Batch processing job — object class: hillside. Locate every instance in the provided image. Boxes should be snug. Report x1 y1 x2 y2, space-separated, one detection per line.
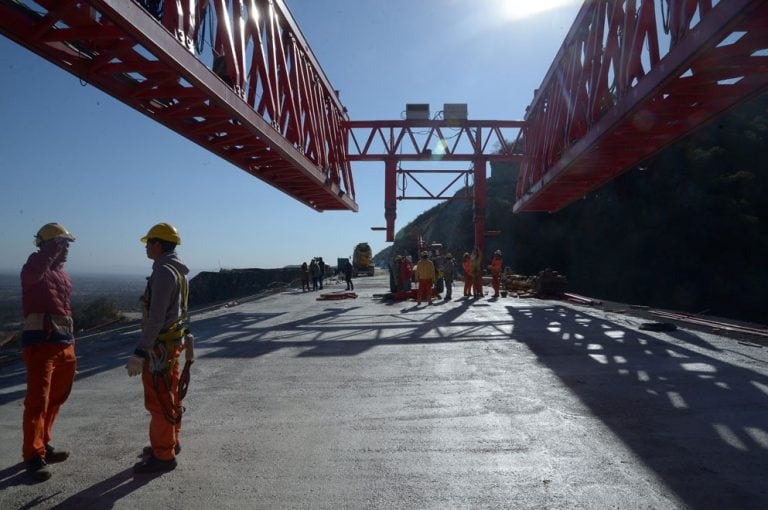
189 267 301 306
375 94 768 324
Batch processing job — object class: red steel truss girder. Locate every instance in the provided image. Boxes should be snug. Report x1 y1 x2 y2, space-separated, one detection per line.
515 0 768 213
345 120 526 162
0 0 357 212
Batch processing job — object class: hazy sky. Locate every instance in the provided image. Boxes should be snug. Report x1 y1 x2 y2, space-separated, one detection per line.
0 0 582 276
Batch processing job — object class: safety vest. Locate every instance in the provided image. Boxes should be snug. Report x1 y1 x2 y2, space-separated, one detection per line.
142 263 189 370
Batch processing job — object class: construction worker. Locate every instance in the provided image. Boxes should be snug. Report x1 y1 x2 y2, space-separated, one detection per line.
317 257 326 289
343 258 354 291
489 250 503 298
126 222 190 474
300 262 310 292
470 246 484 297
20 223 77 481
462 252 472 297
400 255 413 291
391 255 402 292
415 251 436 305
443 253 455 300
309 258 320 291
489 250 503 296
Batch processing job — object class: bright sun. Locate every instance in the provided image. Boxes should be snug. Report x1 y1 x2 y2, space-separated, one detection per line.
497 0 580 21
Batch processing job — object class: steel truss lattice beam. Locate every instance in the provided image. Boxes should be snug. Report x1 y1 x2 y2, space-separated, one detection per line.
516 0 768 213
0 0 357 212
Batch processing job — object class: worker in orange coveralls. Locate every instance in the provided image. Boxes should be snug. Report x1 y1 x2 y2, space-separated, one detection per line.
126 223 191 474
400 255 413 291
462 252 472 297
470 246 484 298
20 223 78 481
489 250 503 298
414 251 436 305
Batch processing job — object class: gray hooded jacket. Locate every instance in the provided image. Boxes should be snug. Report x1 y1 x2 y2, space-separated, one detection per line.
135 251 190 354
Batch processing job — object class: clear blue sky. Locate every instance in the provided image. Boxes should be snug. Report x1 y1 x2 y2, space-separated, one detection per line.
0 0 582 276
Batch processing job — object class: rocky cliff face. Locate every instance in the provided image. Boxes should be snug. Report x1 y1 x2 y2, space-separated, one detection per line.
189 268 300 306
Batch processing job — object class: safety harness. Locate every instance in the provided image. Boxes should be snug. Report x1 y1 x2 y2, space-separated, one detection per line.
142 263 191 425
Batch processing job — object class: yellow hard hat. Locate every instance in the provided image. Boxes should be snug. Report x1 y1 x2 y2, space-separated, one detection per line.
140 222 181 245
446 252 453 258
35 223 75 247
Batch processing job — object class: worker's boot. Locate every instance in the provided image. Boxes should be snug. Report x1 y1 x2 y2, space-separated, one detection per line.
45 444 69 464
133 455 177 474
143 444 181 456
26 456 51 481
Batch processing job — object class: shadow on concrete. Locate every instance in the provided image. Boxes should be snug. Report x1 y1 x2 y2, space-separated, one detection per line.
0 362 28 406
192 299 490 360
508 304 768 509
4 295 766 508
665 327 723 352
0 466 153 509
0 463 48 490
0 311 287 404
48 468 162 509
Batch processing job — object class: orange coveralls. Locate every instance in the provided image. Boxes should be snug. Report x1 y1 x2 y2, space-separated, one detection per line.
142 345 183 460
20 243 77 463
471 250 484 297
490 255 503 297
462 258 472 297
22 344 76 462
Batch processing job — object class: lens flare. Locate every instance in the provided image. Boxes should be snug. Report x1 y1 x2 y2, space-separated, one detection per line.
497 0 580 21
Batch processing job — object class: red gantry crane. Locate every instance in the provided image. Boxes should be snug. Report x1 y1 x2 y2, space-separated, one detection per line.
345 113 525 251
0 0 356 212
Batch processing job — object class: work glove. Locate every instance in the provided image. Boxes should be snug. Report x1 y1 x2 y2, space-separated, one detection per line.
126 355 144 377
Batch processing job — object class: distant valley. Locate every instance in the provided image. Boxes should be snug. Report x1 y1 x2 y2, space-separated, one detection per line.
0 272 147 333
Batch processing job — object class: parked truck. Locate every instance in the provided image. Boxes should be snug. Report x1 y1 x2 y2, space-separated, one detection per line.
352 242 375 276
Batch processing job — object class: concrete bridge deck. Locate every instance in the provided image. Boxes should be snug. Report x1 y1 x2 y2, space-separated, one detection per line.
1 275 767 509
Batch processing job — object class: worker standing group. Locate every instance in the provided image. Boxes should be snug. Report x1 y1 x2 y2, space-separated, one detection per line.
305 257 327 291
390 246 504 302
19 221 193 481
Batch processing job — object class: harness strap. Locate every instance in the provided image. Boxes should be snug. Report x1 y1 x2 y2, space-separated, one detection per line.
156 263 189 343
152 371 184 425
